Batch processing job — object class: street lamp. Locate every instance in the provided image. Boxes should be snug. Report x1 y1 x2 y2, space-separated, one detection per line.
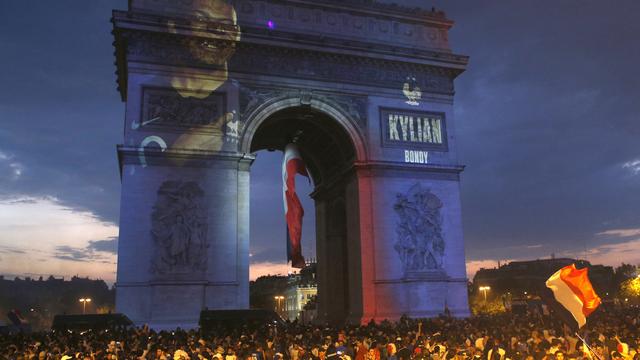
79 298 92 314
479 286 491 302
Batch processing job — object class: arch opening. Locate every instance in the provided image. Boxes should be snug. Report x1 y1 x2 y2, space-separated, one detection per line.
249 106 357 188
248 106 361 324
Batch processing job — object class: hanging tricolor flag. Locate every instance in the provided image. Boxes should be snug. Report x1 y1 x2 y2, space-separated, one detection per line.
282 143 308 268
544 264 601 329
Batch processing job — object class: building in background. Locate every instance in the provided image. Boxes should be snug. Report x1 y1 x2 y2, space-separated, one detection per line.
284 260 317 321
0 276 114 330
472 257 615 299
249 275 288 312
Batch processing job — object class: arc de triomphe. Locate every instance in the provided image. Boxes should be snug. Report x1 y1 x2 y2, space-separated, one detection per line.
112 0 470 329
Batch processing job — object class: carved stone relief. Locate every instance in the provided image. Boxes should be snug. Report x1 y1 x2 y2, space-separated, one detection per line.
235 0 450 50
120 30 456 95
393 183 445 276
141 88 225 128
239 85 367 129
231 45 455 94
317 92 367 129
150 181 208 275
238 86 291 121
127 31 236 68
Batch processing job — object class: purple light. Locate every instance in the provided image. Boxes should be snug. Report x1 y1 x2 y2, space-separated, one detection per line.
267 20 275 29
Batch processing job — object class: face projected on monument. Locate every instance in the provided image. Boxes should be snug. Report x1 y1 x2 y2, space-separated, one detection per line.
167 0 239 99
133 0 242 171
169 0 240 155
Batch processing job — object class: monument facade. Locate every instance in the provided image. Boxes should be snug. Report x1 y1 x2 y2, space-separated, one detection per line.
112 0 470 329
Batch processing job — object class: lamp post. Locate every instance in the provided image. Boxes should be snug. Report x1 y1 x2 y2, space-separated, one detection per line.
479 286 491 302
79 298 92 314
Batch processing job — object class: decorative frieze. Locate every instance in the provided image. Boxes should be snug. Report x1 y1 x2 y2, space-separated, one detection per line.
239 85 367 129
234 0 451 51
230 44 455 94
126 31 235 68
140 87 226 128
119 30 457 94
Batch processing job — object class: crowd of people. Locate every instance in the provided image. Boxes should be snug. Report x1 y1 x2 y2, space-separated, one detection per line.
1 307 638 360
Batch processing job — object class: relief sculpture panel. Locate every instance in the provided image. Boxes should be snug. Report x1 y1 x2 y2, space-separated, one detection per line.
150 181 208 275
393 183 446 277
141 88 225 128
239 85 367 129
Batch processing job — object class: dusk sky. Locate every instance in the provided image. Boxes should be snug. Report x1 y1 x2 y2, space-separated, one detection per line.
0 1 639 285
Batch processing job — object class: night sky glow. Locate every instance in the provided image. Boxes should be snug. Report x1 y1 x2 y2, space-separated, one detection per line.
0 1 639 284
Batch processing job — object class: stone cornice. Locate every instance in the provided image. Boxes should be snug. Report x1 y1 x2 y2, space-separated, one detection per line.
311 160 464 199
237 25 468 69
112 8 468 61
117 145 255 175
112 6 468 100
231 0 454 52
353 160 465 179
277 0 451 23
112 10 240 40
113 28 465 101
230 43 458 94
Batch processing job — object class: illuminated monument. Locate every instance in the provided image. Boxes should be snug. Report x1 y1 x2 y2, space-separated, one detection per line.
112 0 470 328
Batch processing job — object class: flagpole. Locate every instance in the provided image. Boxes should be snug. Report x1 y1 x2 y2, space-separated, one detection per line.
574 332 603 360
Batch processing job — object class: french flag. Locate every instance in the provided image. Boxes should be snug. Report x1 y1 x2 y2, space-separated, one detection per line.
282 143 308 269
544 264 601 329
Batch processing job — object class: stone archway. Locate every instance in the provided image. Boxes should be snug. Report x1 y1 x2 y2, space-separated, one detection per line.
112 0 471 329
240 94 368 163
244 101 364 324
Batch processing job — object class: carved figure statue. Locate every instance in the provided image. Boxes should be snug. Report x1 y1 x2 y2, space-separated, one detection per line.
168 214 190 266
151 181 208 274
393 183 445 273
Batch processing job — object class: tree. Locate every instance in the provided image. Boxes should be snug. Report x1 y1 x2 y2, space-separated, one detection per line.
619 277 640 304
469 294 505 315
614 264 637 283
613 264 638 297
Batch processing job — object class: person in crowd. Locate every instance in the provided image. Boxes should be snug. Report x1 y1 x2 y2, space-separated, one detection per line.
1 308 639 360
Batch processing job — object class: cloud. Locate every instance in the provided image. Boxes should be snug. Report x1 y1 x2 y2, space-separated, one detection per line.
0 196 118 284
0 149 24 181
597 228 640 238
468 229 640 281
4 198 37 205
583 239 640 267
622 160 640 175
87 237 118 254
466 259 506 280
0 246 26 255
54 245 92 262
249 261 292 281
53 240 117 262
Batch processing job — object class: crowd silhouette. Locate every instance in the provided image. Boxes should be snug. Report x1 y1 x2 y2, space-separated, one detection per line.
1 308 639 360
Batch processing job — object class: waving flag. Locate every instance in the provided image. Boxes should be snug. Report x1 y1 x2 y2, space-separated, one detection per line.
282 143 308 268
545 264 601 329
